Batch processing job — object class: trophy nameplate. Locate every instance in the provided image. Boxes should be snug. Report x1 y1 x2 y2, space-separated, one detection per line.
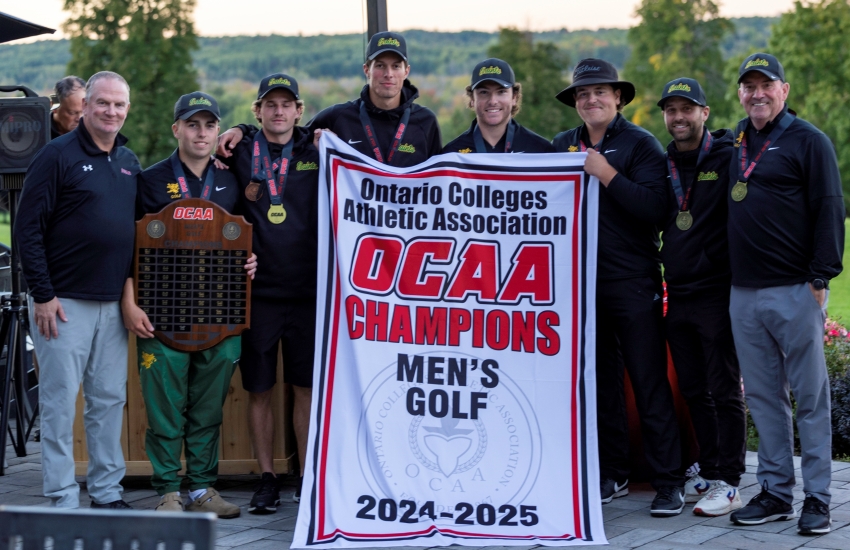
134 198 252 352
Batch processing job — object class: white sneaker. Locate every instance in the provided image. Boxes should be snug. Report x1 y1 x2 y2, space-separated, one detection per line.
684 474 714 503
693 481 743 516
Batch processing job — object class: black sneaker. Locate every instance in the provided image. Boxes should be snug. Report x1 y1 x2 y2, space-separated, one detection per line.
90 499 132 509
293 476 303 503
797 494 831 535
600 478 628 504
650 485 685 516
730 483 795 525
248 472 280 515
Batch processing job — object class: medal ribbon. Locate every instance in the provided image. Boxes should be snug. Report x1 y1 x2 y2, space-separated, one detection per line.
170 151 215 200
252 131 294 206
667 128 714 212
358 101 411 165
473 119 516 153
737 111 795 182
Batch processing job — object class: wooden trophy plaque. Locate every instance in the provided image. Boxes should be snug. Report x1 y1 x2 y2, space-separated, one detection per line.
134 198 252 352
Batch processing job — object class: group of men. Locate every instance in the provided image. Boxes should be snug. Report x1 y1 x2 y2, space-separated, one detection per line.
15 29 841 538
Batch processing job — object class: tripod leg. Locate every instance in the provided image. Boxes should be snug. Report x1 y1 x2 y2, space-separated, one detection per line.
10 312 29 457
0 308 13 475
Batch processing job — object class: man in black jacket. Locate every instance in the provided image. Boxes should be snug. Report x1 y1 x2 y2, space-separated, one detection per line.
657 78 746 517
727 53 844 535
217 32 441 166
50 75 86 140
553 59 684 516
16 71 140 509
443 58 553 154
218 74 320 514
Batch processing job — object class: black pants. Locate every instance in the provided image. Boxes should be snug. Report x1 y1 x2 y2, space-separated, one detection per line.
665 289 747 487
596 276 683 489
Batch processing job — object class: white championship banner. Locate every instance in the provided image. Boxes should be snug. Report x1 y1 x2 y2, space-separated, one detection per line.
293 133 603 547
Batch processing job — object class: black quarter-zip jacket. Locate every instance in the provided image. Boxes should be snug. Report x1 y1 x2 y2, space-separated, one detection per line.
553 113 668 280
16 117 141 303
660 129 735 298
305 80 442 166
220 125 319 300
137 151 240 217
442 119 555 154
727 105 844 288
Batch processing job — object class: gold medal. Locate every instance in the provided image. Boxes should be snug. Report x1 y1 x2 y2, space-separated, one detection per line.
676 211 693 231
245 182 263 201
731 181 748 202
267 203 286 224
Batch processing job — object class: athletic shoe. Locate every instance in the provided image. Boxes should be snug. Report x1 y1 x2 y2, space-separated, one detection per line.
90 499 133 509
730 483 795 525
693 481 742 516
797 494 831 535
155 492 184 512
600 478 628 504
650 485 685 516
294 476 304 503
248 472 280 515
684 474 714 503
187 488 241 519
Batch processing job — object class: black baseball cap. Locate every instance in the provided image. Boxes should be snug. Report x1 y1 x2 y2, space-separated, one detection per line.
174 92 220 122
257 73 300 100
366 31 407 62
556 58 635 108
657 78 707 109
471 58 515 89
738 53 785 83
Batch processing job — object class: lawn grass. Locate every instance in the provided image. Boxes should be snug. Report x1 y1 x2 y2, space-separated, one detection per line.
827 219 850 322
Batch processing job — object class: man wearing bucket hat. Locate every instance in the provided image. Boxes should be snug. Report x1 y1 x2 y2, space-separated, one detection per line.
216 73 321 513
657 78 746 517
553 59 684 516
217 31 441 166
442 58 554 154
122 91 256 518
726 53 843 535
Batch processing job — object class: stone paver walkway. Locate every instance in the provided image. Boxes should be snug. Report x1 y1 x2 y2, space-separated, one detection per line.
2 439 849 549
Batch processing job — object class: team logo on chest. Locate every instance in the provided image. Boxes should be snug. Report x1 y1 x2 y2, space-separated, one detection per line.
166 183 181 199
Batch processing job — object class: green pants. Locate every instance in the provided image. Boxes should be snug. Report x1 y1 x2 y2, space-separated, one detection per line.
138 336 239 495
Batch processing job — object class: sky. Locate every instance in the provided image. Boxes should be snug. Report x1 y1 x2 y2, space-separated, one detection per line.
5 0 795 41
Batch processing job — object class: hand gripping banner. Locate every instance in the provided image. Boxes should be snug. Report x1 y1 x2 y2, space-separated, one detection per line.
293 133 603 547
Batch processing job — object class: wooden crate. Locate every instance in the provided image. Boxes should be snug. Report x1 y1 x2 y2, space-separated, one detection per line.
73 335 294 476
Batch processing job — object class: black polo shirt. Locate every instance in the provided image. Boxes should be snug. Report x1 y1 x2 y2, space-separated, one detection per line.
442 119 555 154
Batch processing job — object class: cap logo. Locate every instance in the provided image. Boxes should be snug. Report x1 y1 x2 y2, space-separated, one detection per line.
479 66 502 76
667 83 691 93
188 97 212 106
377 37 401 47
267 77 291 86
575 65 602 76
745 58 770 69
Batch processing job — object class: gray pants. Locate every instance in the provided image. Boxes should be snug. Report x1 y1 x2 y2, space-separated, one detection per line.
729 283 831 505
30 297 128 508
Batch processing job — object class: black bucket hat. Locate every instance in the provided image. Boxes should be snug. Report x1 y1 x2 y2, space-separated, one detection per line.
556 58 635 108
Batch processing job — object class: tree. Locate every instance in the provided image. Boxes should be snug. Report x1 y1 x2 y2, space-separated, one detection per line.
624 0 733 141
769 0 850 211
485 28 581 140
63 0 199 167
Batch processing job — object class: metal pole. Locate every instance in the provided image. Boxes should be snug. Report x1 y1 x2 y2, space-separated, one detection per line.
366 0 388 39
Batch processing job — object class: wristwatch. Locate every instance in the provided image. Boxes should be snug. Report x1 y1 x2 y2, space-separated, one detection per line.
811 278 828 291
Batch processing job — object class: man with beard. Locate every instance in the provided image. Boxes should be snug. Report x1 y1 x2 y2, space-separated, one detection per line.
218 74 320 514
553 59 684 516
443 58 553 154
727 53 843 535
657 78 746 517
218 32 441 166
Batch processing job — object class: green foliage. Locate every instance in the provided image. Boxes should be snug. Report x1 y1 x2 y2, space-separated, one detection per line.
623 0 733 141
486 28 580 140
769 0 850 212
63 0 199 167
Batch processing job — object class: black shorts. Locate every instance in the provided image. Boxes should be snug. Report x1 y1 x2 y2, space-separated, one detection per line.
240 299 317 392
